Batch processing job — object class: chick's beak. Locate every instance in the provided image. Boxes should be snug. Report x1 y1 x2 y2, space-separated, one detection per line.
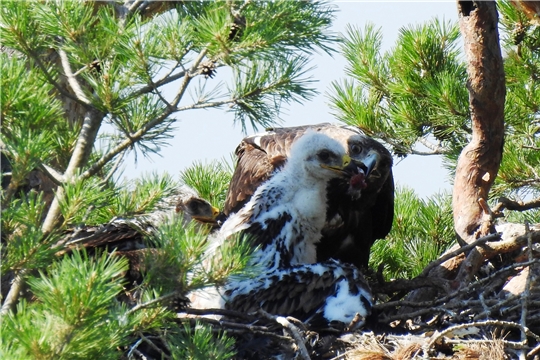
342 154 351 168
321 154 353 176
192 205 221 224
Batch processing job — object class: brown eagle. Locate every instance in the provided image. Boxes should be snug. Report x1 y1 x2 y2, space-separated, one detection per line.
189 131 373 329
222 123 394 270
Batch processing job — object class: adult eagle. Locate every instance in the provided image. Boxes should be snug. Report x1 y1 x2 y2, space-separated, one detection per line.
222 123 394 270
189 131 372 328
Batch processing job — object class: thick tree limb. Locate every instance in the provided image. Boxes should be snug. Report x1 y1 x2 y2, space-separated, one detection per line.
452 1 506 242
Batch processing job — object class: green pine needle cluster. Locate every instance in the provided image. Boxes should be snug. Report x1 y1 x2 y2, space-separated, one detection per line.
330 19 468 157
180 159 233 209
1 251 131 359
143 220 253 294
370 187 455 280
166 322 236 360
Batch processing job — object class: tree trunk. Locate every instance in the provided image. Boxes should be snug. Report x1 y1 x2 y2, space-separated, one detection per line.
398 2 507 310
452 1 505 243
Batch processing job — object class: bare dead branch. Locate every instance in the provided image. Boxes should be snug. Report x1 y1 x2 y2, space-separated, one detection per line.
258 309 311 360
373 275 452 295
177 313 292 342
518 224 535 358
419 233 501 277
126 290 184 315
425 320 539 352
493 196 540 214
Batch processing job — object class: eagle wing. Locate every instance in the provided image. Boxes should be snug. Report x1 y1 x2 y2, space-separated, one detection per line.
224 260 372 328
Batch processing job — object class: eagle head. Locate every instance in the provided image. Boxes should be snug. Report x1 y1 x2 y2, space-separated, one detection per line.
288 131 354 182
345 135 393 199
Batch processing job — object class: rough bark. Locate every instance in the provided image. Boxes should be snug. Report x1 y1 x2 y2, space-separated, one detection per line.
398 2 507 309
452 1 506 243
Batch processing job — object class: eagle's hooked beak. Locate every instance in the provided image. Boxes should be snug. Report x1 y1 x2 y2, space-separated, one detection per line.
193 205 221 224
348 151 380 192
321 154 353 176
360 150 379 178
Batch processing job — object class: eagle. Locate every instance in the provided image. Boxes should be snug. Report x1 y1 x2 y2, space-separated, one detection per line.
174 185 220 229
189 131 373 328
54 185 219 279
222 123 394 270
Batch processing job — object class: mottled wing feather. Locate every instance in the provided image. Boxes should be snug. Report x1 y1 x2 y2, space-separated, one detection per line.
225 260 371 327
223 125 320 216
223 143 273 215
242 211 292 249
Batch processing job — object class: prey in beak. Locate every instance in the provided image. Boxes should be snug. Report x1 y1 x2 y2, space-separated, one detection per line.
348 150 380 192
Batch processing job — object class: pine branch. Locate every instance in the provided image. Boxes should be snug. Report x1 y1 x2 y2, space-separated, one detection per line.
81 49 208 180
126 291 183 315
38 163 66 185
57 49 91 104
2 108 105 316
25 48 91 110
0 269 27 317
417 137 447 154
129 68 188 100
42 108 104 234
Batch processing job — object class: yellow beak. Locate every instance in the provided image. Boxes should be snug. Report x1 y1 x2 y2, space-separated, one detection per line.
192 205 221 224
321 154 352 174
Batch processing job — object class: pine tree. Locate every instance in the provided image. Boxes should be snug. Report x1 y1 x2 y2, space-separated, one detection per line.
330 1 539 204
331 1 539 278
0 1 337 357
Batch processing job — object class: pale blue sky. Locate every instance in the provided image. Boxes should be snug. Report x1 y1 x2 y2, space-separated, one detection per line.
120 1 459 198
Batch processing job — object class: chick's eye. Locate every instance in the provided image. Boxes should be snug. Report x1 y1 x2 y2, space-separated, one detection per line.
350 144 362 155
318 150 330 161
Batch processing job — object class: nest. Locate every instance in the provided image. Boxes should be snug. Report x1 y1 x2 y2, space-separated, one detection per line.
60 219 540 359
153 223 540 360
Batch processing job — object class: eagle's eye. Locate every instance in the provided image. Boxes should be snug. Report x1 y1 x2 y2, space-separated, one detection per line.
317 150 331 162
350 143 362 155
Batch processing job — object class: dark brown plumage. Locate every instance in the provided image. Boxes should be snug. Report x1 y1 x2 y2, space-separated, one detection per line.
223 123 394 270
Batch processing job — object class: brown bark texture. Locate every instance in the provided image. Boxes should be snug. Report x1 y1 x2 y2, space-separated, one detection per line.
452 1 506 243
